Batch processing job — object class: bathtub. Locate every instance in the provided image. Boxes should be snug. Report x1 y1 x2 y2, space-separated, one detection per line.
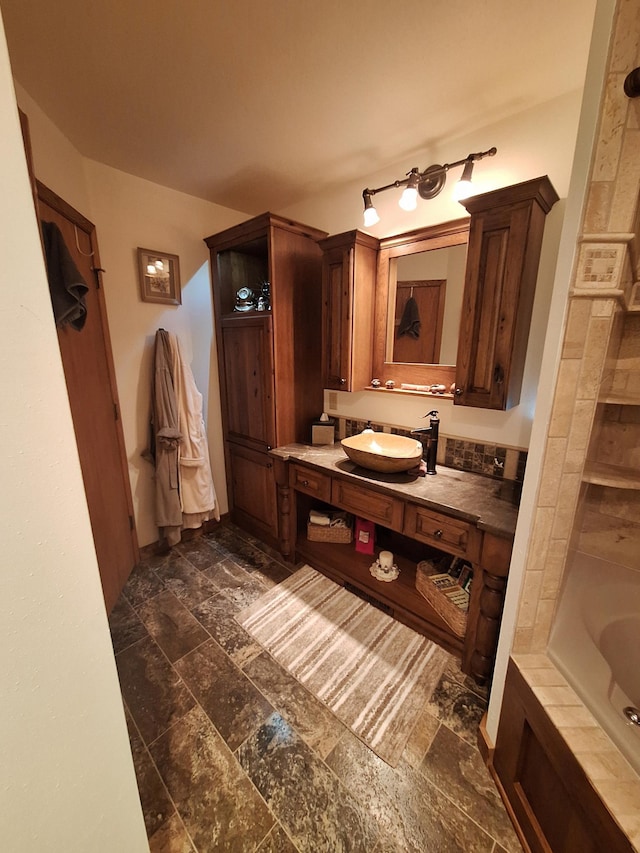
549 552 640 776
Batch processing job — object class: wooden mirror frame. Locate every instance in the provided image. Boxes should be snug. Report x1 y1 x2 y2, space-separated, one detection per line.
372 218 469 392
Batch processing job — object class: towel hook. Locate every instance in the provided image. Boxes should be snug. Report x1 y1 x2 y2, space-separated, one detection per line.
74 225 94 257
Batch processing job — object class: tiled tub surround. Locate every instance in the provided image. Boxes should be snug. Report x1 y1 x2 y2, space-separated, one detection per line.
496 0 640 848
109 522 522 852
504 230 640 849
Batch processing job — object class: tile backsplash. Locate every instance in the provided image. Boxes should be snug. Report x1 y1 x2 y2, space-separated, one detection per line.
340 417 527 483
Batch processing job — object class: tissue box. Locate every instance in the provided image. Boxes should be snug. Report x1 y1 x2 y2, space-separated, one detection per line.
311 419 335 445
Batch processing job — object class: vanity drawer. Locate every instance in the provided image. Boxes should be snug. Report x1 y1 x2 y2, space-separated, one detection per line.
331 478 404 531
291 464 331 502
404 504 474 559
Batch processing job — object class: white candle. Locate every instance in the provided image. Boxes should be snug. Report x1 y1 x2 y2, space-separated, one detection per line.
379 550 394 570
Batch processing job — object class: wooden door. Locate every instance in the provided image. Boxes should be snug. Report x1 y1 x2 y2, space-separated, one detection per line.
393 280 445 364
37 182 138 613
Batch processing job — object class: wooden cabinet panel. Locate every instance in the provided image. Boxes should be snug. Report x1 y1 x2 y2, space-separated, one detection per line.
455 176 559 410
403 504 474 559
221 315 275 451
290 464 331 502
331 478 404 531
480 531 512 576
494 661 634 853
319 230 378 391
227 442 277 540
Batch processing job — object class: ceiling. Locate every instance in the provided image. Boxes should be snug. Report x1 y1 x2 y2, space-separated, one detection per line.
1 0 597 214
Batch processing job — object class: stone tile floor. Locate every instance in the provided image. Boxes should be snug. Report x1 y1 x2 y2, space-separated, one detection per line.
109 522 523 853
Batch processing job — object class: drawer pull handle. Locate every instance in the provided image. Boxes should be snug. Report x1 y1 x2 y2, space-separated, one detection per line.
434 529 443 539
302 479 310 487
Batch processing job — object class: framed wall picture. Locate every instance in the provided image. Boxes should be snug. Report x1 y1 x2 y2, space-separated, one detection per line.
137 247 181 305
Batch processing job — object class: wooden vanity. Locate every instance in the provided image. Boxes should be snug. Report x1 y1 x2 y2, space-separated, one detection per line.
271 442 518 684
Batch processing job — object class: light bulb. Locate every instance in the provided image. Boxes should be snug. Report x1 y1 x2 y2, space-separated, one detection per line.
453 180 473 201
363 205 380 227
399 186 418 211
453 159 474 201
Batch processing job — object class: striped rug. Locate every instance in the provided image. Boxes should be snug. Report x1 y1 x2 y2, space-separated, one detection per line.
235 564 450 766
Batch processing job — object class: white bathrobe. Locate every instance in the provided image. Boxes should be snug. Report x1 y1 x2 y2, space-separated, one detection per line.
150 329 219 545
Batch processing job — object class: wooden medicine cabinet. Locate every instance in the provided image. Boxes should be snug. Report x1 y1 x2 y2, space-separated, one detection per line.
320 175 558 410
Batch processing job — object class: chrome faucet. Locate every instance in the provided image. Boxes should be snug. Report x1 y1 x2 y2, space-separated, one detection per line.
411 410 440 475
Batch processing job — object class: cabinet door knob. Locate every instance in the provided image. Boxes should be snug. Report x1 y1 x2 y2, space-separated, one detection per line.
493 364 504 385
302 479 309 487
339 378 346 386
434 529 443 539
454 387 464 396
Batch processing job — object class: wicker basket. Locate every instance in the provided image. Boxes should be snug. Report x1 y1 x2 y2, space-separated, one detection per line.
415 559 469 637
307 515 352 543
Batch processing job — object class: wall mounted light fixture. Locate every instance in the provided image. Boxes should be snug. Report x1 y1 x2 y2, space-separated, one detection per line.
362 146 497 227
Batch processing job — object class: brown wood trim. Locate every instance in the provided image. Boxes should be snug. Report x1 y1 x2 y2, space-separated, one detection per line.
373 218 469 389
378 217 470 252
36 180 94 233
477 713 494 766
484 742 534 853
18 109 40 222
204 211 328 251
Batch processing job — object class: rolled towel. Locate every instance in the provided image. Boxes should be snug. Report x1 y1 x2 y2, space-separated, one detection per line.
309 510 331 526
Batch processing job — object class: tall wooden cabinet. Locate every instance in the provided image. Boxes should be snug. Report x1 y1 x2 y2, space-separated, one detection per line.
455 176 559 410
205 213 327 547
318 230 379 391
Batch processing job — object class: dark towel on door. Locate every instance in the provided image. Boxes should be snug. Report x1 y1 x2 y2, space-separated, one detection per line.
41 220 89 330
398 295 421 338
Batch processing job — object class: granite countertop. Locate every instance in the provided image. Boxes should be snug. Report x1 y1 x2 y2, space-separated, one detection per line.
271 442 519 539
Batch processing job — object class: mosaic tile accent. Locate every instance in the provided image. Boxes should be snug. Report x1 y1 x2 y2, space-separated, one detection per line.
516 451 527 483
444 439 507 479
576 244 621 286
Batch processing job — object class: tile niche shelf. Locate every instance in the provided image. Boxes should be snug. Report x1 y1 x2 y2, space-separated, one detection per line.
584 394 640 490
582 460 640 490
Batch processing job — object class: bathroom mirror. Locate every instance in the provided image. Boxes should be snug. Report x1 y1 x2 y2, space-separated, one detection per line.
373 218 469 390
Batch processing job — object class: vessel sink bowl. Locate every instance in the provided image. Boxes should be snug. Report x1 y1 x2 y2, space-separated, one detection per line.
341 432 423 473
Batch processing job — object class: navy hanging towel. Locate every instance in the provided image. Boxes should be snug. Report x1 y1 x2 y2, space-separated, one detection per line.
41 220 89 330
397 295 421 339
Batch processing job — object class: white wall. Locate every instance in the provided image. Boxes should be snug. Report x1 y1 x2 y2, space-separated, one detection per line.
83 160 245 545
14 86 247 547
284 91 582 448
0 16 148 852
15 82 91 217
